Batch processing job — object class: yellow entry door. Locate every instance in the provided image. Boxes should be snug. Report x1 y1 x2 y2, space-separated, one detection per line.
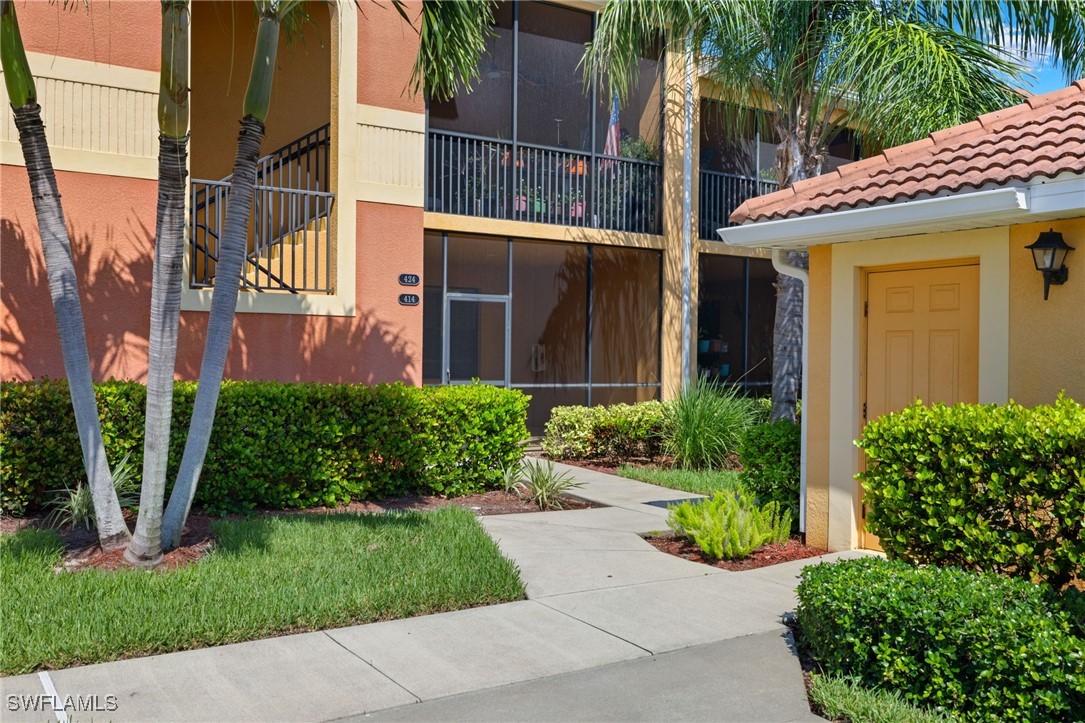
862 263 980 549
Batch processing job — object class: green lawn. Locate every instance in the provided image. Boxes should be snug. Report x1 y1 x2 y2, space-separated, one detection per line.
615 465 742 495
809 674 953 723
0 507 524 674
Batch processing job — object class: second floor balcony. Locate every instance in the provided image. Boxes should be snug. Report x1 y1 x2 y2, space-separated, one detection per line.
425 1 664 237
426 130 662 235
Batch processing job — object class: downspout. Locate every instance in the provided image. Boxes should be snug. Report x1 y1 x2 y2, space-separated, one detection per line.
680 43 694 387
772 249 809 533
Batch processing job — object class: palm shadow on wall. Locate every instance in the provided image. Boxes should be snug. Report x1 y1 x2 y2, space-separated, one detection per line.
4 214 417 386
1 215 154 381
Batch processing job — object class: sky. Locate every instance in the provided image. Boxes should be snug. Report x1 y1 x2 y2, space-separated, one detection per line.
1019 62 1073 95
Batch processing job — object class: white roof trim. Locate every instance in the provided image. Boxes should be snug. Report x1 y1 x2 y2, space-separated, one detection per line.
716 174 1085 250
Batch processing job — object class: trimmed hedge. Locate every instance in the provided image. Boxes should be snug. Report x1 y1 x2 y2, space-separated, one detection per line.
739 421 800 523
857 396 1085 588
542 401 666 461
1 379 529 516
797 557 1085 721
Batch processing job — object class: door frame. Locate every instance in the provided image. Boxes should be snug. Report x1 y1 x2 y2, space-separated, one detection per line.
442 292 511 386
858 257 979 549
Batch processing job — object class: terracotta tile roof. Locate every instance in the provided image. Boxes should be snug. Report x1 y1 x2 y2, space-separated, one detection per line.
730 80 1085 224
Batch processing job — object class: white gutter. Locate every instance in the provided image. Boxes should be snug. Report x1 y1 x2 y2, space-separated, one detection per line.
718 187 1030 249
771 249 809 534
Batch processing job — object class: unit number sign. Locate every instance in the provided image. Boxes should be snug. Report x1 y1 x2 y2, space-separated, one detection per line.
398 273 420 286
398 293 420 306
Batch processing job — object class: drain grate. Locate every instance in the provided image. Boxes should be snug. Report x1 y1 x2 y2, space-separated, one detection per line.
643 496 708 510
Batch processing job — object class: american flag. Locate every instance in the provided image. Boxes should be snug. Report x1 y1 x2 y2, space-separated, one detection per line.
602 92 621 162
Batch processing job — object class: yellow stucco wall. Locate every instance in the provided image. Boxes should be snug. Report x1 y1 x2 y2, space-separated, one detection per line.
1008 218 1085 405
805 216 1084 550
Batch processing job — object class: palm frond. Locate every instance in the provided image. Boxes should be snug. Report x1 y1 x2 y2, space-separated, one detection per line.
408 0 495 101
585 0 758 102
917 0 1085 83
829 11 1024 152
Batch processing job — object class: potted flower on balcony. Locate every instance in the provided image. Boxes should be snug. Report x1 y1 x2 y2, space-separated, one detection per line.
564 188 585 219
515 183 548 215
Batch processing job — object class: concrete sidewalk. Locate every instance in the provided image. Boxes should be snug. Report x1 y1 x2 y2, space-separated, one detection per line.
2 461 867 722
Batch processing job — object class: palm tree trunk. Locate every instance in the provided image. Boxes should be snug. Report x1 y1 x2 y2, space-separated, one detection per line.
3 1 129 549
770 127 808 423
11 106 131 547
162 7 281 550
124 1 190 567
161 117 264 550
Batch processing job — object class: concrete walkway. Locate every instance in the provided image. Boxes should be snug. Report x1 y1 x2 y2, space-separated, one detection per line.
1 462 868 722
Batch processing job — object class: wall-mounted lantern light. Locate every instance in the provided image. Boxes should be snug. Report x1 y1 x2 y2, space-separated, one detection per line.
1025 228 1074 300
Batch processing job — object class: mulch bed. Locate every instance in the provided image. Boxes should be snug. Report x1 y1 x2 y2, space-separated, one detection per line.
644 533 827 571
1 490 598 573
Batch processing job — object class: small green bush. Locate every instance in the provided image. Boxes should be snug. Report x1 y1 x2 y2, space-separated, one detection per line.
857 396 1085 588
739 421 800 526
752 396 802 423
796 557 1085 721
1 379 530 515
666 489 791 560
665 379 759 469
541 400 665 461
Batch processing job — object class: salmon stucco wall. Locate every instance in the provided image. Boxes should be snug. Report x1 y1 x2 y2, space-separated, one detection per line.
1008 217 1085 405
357 1 424 113
15 1 159 72
804 244 832 550
353 200 424 385
2 165 156 382
2 166 422 386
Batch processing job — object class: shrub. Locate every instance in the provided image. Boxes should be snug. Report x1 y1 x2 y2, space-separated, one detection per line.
665 378 758 469
796 557 1085 721
542 405 595 460
666 489 791 560
739 421 800 525
752 396 802 424
541 400 666 461
857 396 1085 588
1 379 529 516
591 401 667 459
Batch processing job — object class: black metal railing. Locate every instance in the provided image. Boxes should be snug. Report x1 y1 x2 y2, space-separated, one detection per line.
190 180 335 294
426 129 662 235
190 124 334 294
254 123 330 192
698 169 778 240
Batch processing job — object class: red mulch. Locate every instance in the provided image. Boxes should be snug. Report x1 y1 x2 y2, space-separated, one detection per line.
3 490 598 574
645 533 827 571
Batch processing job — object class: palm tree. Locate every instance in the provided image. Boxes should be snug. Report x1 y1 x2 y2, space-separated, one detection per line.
124 0 191 567
0 0 130 550
160 0 497 550
586 0 1085 422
